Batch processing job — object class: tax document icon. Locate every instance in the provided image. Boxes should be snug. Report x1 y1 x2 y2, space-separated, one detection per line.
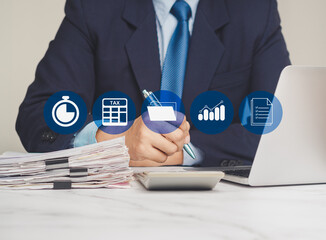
251 98 273 126
102 98 128 126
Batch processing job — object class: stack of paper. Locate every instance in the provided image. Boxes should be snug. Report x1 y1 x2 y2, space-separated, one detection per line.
0 137 133 189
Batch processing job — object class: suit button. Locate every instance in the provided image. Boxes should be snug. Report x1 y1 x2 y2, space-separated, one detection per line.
220 160 229 167
228 160 237 166
49 135 56 143
41 132 48 141
41 130 57 142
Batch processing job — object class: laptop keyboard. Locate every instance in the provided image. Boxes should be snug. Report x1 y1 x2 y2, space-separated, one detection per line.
224 169 251 178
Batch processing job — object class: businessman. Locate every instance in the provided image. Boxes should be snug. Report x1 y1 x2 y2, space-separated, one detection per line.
16 0 290 167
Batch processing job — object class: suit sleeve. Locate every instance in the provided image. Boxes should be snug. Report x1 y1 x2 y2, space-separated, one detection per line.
190 0 291 167
16 0 95 152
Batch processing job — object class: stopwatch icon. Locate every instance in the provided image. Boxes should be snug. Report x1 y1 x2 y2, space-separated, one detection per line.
44 91 87 134
52 96 79 127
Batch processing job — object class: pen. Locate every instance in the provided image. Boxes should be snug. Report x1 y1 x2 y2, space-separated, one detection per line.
142 89 196 159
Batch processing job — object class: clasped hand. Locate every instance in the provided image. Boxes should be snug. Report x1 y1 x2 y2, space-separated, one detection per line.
96 116 190 166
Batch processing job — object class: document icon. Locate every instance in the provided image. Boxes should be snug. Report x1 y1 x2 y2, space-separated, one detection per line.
250 98 273 126
147 102 177 121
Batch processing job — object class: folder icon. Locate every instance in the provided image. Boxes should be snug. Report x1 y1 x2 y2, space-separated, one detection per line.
147 106 176 121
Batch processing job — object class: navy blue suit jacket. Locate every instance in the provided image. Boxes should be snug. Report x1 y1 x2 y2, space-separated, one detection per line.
16 0 290 167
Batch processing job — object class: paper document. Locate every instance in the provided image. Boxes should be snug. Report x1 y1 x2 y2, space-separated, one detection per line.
0 137 133 190
250 98 273 126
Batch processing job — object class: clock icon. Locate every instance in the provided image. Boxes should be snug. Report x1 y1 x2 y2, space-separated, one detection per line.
44 91 87 134
52 96 79 127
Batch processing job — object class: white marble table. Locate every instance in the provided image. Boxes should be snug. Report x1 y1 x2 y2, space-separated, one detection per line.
1 181 325 240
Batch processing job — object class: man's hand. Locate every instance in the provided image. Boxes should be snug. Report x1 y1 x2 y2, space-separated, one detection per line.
96 116 190 166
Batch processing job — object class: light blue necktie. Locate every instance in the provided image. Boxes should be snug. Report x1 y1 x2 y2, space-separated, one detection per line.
160 0 192 101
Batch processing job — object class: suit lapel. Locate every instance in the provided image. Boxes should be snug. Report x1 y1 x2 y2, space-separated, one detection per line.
123 0 230 110
182 0 230 113
123 0 162 93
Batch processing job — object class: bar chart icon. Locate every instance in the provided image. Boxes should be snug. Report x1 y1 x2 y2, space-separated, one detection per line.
198 101 225 122
102 98 128 126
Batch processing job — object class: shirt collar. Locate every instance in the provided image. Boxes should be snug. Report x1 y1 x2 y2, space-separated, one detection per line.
152 0 200 26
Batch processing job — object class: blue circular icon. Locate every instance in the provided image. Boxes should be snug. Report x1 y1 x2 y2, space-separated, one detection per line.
190 91 234 134
141 90 185 134
92 91 136 134
44 91 87 134
239 91 283 135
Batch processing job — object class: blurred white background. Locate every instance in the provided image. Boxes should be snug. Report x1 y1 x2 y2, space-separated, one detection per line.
1 0 326 153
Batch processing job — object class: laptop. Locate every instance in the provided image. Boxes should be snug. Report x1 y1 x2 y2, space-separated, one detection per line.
223 66 326 186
